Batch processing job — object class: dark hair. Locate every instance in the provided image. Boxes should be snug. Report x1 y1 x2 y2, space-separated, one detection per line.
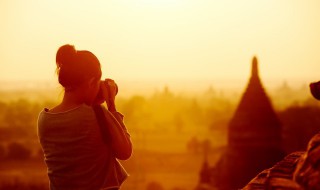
56 44 102 89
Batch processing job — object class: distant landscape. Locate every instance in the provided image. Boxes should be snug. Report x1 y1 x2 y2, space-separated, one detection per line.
0 79 320 190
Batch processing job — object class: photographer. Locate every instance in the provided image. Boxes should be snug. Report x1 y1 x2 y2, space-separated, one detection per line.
37 44 132 190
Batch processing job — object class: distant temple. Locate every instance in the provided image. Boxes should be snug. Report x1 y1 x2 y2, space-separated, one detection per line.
196 56 284 190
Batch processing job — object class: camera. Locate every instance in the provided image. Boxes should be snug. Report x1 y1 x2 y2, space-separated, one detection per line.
97 80 118 98
106 81 118 95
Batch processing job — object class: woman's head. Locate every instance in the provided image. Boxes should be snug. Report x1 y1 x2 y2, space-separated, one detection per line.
56 44 102 90
56 44 102 105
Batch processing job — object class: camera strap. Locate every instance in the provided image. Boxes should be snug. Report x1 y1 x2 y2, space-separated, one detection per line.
93 105 112 145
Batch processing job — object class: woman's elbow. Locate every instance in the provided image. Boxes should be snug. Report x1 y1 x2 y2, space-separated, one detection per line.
115 144 132 160
116 153 131 160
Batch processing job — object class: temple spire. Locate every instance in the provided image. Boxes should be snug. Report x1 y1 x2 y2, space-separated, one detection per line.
251 56 259 78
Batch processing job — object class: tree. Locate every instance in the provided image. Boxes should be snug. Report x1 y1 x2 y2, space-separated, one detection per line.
0 144 6 160
146 181 164 190
7 142 31 160
279 105 320 153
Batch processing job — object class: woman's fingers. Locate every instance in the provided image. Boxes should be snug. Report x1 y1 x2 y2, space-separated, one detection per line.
100 81 109 99
104 79 118 97
102 79 118 111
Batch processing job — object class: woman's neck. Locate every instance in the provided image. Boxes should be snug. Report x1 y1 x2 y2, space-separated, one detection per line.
48 89 86 113
62 89 86 107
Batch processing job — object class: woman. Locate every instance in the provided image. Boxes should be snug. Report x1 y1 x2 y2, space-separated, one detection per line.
38 44 132 190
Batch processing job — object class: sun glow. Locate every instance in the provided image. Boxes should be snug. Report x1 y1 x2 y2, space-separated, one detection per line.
1 0 320 91
132 0 183 5
1 1 320 189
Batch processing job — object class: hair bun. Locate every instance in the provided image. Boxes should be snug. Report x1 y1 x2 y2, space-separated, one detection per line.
56 44 77 67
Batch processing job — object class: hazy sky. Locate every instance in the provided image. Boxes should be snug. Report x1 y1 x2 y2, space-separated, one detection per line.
1 0 320 90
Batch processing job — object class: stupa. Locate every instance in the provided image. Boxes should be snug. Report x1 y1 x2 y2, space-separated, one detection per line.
196 57 285 190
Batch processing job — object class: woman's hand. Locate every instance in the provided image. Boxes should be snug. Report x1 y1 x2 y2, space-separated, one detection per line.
100 79 118 111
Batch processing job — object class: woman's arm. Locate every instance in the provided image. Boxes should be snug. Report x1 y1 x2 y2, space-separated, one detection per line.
102 108 132 160
101 79 132 160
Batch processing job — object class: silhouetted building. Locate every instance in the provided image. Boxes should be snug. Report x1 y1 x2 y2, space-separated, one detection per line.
196 56 285 190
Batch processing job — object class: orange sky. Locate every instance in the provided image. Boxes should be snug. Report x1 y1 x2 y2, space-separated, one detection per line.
1 0 320 91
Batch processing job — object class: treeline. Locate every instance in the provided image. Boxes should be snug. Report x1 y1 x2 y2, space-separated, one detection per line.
0 89 319 158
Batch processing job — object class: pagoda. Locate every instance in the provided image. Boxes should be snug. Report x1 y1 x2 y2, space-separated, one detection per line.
199 56 285 190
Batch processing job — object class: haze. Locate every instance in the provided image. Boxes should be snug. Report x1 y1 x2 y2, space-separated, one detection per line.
1 0 320 92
